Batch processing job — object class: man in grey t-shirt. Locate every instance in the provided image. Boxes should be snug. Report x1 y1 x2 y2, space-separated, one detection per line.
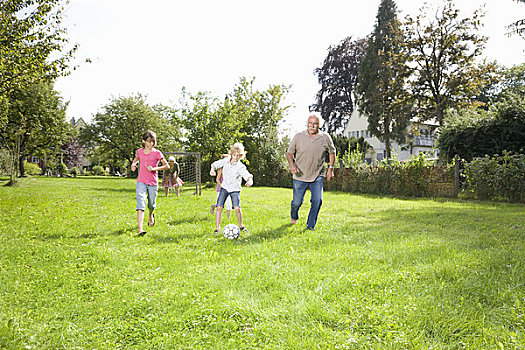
286 113 336 230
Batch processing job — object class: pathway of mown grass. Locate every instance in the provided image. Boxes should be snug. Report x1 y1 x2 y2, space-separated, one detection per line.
0 177 524 349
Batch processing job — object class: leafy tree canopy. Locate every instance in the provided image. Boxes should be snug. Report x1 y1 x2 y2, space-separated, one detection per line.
404 0 497 124
0 0 77 128
312 37 367 134
1 82 72 177
80 94 180 169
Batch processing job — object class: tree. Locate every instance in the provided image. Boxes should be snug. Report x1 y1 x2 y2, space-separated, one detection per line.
180 77 291 185
179 89 247 176
404 0 496 125
438 96 525 161
357 0 412 160
507 0 525 37
0 82 72 177
232 78 291 186
312 37 367 134
0 0 77 128
81 94 180 172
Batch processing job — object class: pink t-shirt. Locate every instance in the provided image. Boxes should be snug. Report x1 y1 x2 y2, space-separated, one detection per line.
136 148 164 186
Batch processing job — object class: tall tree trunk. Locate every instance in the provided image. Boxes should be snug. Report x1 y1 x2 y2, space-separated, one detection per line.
19 153 27 177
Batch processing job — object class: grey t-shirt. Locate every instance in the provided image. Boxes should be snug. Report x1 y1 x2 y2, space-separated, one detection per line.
287 130 336 182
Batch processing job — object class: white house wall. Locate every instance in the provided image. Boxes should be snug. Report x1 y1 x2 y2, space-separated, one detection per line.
343 110 438 162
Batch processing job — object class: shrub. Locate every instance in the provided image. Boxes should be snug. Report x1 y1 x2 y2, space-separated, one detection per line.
462 151 525 202
24 161 42 176
70 167 80 177
92 165 105 176
56 162 68 177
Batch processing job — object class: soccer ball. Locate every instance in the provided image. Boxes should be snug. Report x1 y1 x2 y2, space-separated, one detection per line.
223 224 240 240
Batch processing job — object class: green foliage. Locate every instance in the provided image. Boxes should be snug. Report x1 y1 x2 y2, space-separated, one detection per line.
404 0 496 124
91 165 106 176
438 95 525 161
313 37 367 133
70 166 80 177
0 0 77 128
180 77 291 184
332 153 453 197
1 177 524 348
463 151 525 202
81 94 180 168
56 162 68 176
357 0 412 159
0 82 72 177
23 161 41 176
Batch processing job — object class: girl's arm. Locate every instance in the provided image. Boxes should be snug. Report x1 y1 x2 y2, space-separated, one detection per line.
130 155 139 172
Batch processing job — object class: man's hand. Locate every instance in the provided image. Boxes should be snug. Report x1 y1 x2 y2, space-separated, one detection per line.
289 164 299 174
327 167 334 181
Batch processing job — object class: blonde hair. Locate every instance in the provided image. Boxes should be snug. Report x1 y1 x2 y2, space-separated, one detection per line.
229 142 246 160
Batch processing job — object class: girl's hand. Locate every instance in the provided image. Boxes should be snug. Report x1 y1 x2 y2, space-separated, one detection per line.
147 166 154 172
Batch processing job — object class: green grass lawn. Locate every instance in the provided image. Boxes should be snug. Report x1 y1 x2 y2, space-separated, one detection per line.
1 177 524 349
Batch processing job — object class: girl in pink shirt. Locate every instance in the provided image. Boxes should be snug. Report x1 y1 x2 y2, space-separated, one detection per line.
130 130 169 236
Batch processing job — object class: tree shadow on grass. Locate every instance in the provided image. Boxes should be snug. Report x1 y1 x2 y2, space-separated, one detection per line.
149 231 207 244
92 188 135 194
167 215 209 226
41 226 132 240
240 223 296 244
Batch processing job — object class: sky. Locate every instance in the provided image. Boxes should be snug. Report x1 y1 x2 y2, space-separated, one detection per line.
55 0 525 136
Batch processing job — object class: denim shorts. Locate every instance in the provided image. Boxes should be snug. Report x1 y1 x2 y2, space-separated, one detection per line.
136 182 158 211
216 188 240 208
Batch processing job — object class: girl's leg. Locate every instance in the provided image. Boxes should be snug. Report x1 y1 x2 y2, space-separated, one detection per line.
136 182 148 234
175 186 180 197
146 184 157 227
215 206 223 230
137 210 145 234
148 209 155 226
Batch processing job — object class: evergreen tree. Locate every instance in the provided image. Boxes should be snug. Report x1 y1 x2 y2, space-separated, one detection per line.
357 0 411 159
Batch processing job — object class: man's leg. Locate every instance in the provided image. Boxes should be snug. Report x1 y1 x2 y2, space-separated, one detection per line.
306 176 324 230
291 179 308 224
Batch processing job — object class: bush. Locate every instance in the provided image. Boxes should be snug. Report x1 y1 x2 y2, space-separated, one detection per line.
328 153 455 198
24 161 42 176
438 97 525 161
70 167 80 177
92 165 106 176
56 162 68 176
462 151 525 202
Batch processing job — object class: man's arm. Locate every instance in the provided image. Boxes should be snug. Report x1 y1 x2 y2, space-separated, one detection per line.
287 152 298 174
327 152 336 181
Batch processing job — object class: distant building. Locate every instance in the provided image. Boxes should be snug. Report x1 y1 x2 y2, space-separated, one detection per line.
343 109 439 162
71 117 91 171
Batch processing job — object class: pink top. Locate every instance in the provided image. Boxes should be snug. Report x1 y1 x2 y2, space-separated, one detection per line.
136 148 164 186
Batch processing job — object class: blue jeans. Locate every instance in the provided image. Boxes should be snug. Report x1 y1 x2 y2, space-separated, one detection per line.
216 188 241 208
291 176 323 229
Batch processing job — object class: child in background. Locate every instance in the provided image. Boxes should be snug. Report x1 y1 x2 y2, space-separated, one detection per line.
130 130 169 236
210 167 232 219
210 143 253 235
162 156 181 197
